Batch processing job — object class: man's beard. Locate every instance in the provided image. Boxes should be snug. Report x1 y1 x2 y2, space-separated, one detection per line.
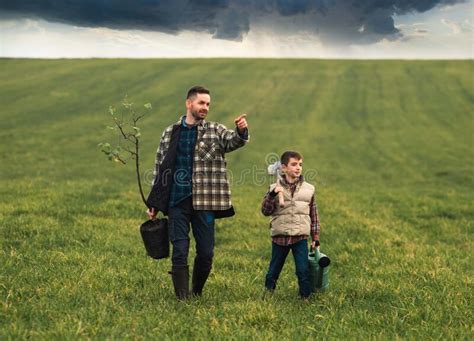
191 108 207 121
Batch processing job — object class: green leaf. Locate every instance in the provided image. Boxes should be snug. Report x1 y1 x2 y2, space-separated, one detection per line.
144 103 152 110
111 147 122 156
122 99 132 109
100 143 112 153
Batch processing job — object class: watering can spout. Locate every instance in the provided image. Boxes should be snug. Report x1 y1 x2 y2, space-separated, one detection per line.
318 256 331 268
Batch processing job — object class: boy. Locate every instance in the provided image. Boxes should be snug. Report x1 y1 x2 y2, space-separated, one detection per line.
261 151 321 298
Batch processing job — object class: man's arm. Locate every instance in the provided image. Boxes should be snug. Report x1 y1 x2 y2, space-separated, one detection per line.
147 130 167 219
216 125 249 153
216 114 249 153
152 130 167 186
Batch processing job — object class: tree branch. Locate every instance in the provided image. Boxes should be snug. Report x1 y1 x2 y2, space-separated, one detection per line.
101 98 152 209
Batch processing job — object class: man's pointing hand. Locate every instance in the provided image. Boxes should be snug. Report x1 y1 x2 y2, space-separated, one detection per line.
234 114 248 134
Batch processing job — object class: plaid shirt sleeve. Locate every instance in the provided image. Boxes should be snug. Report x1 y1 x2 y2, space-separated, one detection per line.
261 191 277 216
216 124 248 153
310 195 321 241
151 126 173 187
152 129 168 186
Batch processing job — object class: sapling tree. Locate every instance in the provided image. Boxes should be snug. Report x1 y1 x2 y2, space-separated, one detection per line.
99 96 152 207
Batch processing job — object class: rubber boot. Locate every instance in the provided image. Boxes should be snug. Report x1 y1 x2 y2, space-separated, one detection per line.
192 260 211 297
170 265 189 300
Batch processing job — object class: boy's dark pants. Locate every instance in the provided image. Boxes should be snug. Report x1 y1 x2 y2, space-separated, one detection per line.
168 197 215 297
265 239 311 298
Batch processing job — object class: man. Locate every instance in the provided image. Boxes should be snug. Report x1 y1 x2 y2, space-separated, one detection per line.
146 85 249 299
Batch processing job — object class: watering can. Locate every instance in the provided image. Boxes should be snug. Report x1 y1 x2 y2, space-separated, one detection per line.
308 247 331 292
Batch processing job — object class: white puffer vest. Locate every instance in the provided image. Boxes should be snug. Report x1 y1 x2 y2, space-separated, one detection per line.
269 181 315 237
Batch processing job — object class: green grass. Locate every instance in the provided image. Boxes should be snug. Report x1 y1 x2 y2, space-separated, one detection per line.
1 58 473 339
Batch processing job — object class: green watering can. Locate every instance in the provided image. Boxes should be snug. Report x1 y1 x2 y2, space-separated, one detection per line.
308 247 331 292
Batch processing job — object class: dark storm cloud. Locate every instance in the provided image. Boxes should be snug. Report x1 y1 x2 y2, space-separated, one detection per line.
0 0 465 43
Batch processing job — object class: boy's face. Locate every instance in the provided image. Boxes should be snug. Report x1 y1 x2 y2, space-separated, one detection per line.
282 157 303 179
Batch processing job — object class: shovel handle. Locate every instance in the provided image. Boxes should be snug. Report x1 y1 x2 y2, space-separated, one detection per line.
278 192 284 207
276 178 285 208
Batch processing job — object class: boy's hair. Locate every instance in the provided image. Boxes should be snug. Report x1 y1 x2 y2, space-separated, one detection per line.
281 151 303 165
187 85 210 99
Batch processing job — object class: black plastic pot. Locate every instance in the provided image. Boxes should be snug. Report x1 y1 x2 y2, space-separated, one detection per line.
140 218 169 259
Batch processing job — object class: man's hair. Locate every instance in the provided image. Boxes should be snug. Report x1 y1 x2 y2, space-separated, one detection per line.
281 151 303 165
187 85 210 99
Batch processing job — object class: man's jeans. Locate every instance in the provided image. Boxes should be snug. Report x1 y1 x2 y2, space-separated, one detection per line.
265 239 311 298
168 196 215 271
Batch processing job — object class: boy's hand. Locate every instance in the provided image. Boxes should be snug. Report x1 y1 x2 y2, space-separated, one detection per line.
269 185 284 198
273 184 284 194
271 185 285 208
311 240 320 250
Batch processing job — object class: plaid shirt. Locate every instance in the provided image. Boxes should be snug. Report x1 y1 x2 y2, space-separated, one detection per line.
152 116 248 211
169 118 198 207
261 176 320 246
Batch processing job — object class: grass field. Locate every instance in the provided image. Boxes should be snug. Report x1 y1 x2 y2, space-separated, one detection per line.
1 58 473 339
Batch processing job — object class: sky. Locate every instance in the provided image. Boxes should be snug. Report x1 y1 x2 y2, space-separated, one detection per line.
0 0 472 59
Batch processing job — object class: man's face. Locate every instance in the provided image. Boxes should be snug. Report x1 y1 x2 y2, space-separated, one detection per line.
282 157 303 179
186 93 211 121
